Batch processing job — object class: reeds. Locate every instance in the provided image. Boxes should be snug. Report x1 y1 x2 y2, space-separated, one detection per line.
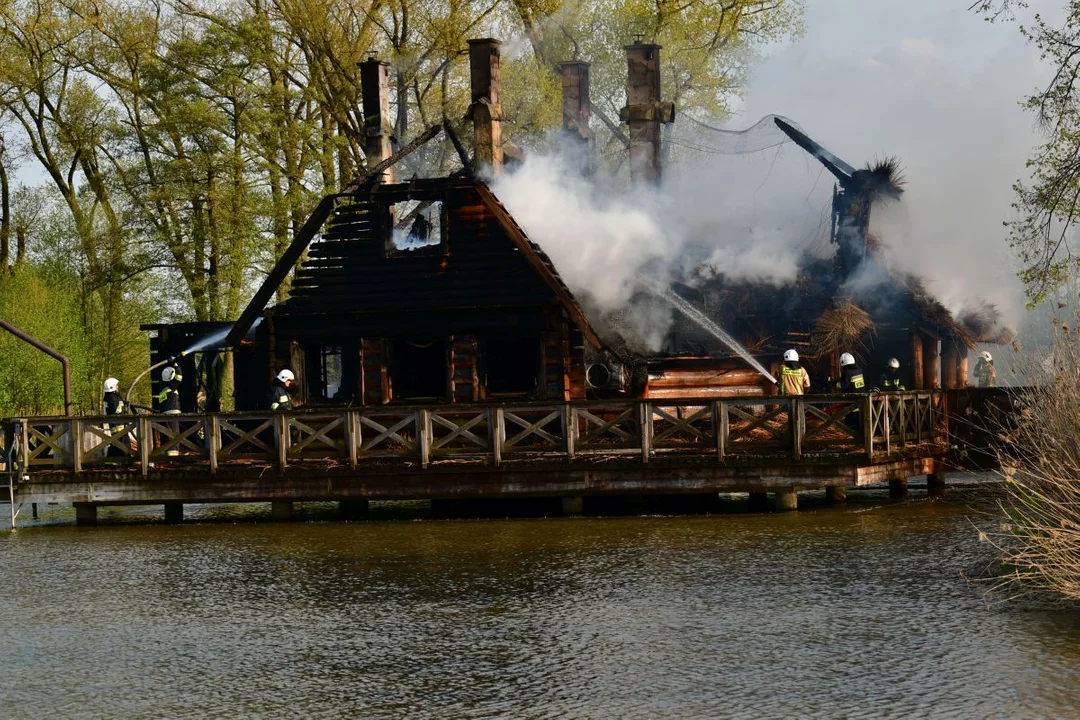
985 335 1080 602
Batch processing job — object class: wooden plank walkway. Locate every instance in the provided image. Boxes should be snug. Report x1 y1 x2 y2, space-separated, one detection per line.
1 393 946 510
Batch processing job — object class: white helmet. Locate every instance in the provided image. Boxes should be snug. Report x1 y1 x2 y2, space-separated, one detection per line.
887 358 900 369
981 351 992 362
839 352 855 367
103 377 119 393
277 368 295 383
161 366 176 382
783 349 799 362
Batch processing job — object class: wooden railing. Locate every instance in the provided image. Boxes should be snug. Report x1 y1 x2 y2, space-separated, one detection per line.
1 392 944 475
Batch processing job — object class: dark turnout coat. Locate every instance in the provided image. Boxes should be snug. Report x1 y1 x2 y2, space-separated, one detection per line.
268 380 293 411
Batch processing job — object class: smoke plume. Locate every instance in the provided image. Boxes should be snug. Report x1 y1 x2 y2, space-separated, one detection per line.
494 0 1053 350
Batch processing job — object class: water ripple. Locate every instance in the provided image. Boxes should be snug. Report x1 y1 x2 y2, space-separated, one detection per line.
2 502 1080 718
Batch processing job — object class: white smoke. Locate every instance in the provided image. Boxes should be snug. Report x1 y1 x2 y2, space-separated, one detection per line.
494 0 1054 348
734 0 1057 325
492 155 669 310
493 144 823 349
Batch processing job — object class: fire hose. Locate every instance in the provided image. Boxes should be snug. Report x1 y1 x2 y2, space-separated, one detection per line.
125 351 189 409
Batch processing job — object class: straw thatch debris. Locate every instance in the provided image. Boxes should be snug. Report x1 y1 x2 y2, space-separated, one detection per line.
851 157 905 201
902 275 976 348
959 301 1017 345
811 299 874 358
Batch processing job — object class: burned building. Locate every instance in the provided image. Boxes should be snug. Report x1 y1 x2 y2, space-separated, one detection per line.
235 176 599 407
217 41 601 410
144 36 1003 411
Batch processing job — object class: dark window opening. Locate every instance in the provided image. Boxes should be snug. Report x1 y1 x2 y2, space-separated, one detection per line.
387 200 444 257
307 345 345 402
483 336 540 395
390 339 447 400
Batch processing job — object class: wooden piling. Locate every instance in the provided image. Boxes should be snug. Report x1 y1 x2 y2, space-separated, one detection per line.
928 468 947 497
910 330 924 389
164 502 184 524
774 489 798 511
74 503 97 526
270 500 294 521
889 478 908 499
339 500 369 520
826 486 847 504
561 495 584 516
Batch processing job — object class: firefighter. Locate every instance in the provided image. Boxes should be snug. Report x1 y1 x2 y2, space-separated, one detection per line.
155 366 183 413
102 377 128 458
155 365 183 456
832 352 868 440
879 358 905 391
827 352 868 392
779 349 811 396
103 377 126 415
974 351 996 388
268 369 295 411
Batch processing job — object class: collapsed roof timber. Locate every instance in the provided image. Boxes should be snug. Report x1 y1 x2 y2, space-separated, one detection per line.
142 37 1012 412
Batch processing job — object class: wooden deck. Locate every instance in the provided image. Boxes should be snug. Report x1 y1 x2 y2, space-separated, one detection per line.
2 393 948 520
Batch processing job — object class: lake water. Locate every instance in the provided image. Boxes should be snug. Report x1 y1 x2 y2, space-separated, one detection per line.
2 484 1080 718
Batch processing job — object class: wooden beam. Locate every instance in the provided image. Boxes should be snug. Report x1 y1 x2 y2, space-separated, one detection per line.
226 194 339 347
911 330 924 389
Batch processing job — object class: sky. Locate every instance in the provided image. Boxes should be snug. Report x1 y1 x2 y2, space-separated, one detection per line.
726 0 1059 322
495 0 1059 351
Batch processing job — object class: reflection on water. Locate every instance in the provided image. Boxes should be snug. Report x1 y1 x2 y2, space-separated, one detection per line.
2 491 1080 718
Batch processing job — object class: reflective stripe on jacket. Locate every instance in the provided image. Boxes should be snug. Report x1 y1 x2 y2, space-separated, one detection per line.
268 380 293 411
780 366 810 395
154 383 181 413
880 373 905 391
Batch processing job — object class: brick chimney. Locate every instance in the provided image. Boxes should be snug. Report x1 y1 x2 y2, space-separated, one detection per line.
466 38 503 175
359 55 394 183
619 41 675 185
560 61 591 150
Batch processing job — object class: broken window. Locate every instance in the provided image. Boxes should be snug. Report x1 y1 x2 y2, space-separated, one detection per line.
482 336 539 395
309 345 344 402
390 339 447 400
387 200 444 256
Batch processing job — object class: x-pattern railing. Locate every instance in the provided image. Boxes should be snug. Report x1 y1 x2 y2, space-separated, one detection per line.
650 404 715 451
428 410 490 453
574 406 638 453
502 407 563 452
4 391 945 475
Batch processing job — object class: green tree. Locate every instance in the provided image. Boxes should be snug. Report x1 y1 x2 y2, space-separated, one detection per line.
976 1 1080 305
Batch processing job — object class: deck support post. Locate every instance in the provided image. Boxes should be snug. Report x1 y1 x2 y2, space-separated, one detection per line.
271 500 294 521
889 478 909 498
928 468 947 497
748 491 769 511
561 495 584 516
74 503 97 526
774 489 798 511
826 486 847 504
164 502 184 524
339 500 369 520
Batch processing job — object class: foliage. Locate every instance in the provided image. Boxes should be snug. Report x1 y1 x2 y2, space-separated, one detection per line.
0 0 802 414
0 266 93 415
975 1 1080 306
